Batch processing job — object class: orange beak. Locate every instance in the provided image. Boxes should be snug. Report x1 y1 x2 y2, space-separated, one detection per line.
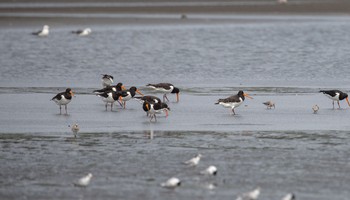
70 91 74 96
244 93 253 99
176 93 179 102
145 103 149 111
136 90 144 96
121 86 126 90
119 96 123 101
346 97 350 107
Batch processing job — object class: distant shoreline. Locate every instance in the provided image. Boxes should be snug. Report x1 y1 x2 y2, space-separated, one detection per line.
1 0 350 27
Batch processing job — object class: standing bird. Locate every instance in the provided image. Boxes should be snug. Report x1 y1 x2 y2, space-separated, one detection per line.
263 101 275 109
312 104 319 114
160 177 181 188
69 123 80 138
51 88 74 115
72 28 91 36
74 173 93 187
282 193 296 200
101 74 114 88
97 91 122 111
119 86 143 109
236 187 261 200
320 90 350 109
93 82 125 94
146 83 180 102
32 25 49 36
143 101 170 122
215 90 253 115
135 95 162 104
183 154 202 167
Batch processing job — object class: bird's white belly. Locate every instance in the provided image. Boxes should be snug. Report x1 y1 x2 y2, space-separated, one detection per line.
219 101 242 108
325 93 340 101
54 97 71 105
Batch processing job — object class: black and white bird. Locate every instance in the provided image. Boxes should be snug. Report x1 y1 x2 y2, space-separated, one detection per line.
236 187 261 200
320 90 350 109
281 193 296 200
74 173 93 187
142 101 170 122
200 165 218 175
51 88 74 115
32 25 49 36
93 82 125 94
97 91 122 111
183 154 202 167
146 83 180 102
160 177 181 188
263 101 275 109
215 90 253 115
135 95 162 104
119 86 143 109
101 74 114 88
72 28 91 36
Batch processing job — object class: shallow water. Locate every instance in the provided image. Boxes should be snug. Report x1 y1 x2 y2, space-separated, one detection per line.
1 14 350 200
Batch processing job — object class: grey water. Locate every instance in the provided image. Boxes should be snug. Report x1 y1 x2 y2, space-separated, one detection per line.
1 15 350 200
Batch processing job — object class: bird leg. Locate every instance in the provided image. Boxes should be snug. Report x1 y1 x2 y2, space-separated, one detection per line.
332 101 335 109
117 100 123 107
105 103 108 111
111 103 113 111
59 105 62 115
231 108 236 115
163 94 169 102
123 101 126 109
337 101 341 109
65 105 68 114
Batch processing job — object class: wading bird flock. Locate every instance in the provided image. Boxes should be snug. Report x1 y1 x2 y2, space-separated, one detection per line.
51 73 350 120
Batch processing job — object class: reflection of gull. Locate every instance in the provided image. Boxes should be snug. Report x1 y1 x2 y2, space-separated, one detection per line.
183 154 202 166
161 177 181 188
69 123 80 138
32 25 49 36
312 104 319 114
72 28 91 36
282 193 296 200
74 173 93 187
277 0 288 4
236 187 261 200
200 165 217 175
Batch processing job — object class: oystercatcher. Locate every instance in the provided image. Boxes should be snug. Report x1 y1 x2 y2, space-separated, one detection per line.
135 95 162 104
32 25 49 37
320 90 350 109
51 88 74 115
119 86 143 109
142 101 170 122
93 82 125 94
97 91 122 111
146 83 180 102
101 74 114 88
215 90 253 115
